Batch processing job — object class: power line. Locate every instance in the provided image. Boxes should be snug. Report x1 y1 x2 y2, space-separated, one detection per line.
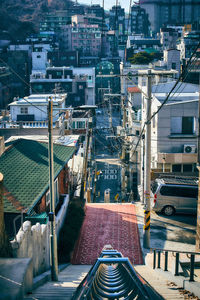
131 42 200 155
0 57 48 114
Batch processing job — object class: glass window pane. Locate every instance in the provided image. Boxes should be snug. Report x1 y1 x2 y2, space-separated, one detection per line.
172 164 182 172
183 164 193 172
171 117 181 134
182 117 193 134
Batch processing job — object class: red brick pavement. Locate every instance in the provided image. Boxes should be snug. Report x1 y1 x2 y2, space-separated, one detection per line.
71 203 143 265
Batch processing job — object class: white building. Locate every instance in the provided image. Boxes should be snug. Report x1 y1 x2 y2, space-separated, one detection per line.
73 67 95 106
163 49 181 75
30 67 96 106
140 81 199 174
160 28 178 50
9 94 66 125
32 44 52 73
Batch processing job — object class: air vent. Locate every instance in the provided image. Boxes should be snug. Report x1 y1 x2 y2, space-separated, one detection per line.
183 144 196 153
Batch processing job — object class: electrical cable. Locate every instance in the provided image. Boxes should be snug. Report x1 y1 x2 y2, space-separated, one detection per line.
130 41 200 155
0 57 62 115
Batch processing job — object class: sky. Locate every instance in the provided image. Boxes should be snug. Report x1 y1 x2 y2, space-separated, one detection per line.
78 0 132 13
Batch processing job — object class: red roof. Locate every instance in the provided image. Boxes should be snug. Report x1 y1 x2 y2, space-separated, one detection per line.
127 87 141 93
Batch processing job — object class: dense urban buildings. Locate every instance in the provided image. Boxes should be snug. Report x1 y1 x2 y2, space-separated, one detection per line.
0 0 200 298
140 0 200 33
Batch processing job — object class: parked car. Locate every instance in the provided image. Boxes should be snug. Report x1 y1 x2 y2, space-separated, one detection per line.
151 178 198 216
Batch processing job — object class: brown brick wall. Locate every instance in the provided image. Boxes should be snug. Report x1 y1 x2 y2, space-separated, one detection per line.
58 169 66 195
58 165 70 195
39 195 46 213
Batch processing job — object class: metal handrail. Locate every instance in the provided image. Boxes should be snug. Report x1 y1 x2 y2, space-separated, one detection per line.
151 247 200 256
151 247 200 282
72 249 160 300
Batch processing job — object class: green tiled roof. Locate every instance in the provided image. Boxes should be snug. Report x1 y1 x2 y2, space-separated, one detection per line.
0 139 76 214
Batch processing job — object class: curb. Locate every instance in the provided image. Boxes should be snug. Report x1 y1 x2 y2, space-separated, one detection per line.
32 263 70 290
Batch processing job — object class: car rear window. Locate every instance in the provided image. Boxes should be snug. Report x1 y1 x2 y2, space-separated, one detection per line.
151 181 158 193
160 185 198 198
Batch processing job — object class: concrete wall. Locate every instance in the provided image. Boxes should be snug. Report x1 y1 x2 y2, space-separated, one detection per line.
10 104 47 122
32 52 47 72
156 101 198 153
11 195 69 277
164 49 180 74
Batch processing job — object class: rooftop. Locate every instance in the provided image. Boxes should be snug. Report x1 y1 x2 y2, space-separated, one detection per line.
0 139 75 214
9 94 67 106
157 177 198 186
128 87 141 93
152 81 199 103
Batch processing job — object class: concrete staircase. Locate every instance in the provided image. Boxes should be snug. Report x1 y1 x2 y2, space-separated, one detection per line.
24 262 195 300
24 265 92 300
139 251 200 299
135 265 186 299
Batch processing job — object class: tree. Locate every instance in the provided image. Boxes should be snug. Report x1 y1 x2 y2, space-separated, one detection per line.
128 51 162 65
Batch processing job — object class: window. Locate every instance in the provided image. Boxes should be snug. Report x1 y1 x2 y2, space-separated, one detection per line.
77 121 85 129
20 107 28 114
172 62 176 69
75 96 80 101
183 164 193 172
159 185 197 197
182 117 194 134
171 117 194 134
172 164 182 172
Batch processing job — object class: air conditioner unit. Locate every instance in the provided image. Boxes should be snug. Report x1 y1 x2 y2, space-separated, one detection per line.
183 144 196 154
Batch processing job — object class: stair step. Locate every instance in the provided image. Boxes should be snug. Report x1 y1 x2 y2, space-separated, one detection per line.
24 265 92 300
135 265 186 300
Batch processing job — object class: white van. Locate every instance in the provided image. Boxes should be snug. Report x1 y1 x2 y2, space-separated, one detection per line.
151 178 198 216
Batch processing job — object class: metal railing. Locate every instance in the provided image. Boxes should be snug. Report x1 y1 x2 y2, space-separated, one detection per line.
152 248 200 282
72 249 158 299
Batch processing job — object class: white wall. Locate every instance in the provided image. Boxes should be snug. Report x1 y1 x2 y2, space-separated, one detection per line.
10 104 47 122
73 67 96 104
11 195 69 277
87 88 95 105
32 52 48 72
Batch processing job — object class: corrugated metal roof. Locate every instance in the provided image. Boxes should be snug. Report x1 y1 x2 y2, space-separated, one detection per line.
152 81 199 94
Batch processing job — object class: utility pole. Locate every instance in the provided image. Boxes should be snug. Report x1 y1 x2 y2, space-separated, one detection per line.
80 116 91 201
48 97 58 281
120 62 127 201
143 70 152 249
196 73 200 251
108 81 112 129
141 134 145 204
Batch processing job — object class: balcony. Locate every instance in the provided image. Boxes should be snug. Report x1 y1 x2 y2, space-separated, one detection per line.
157 152 197 164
